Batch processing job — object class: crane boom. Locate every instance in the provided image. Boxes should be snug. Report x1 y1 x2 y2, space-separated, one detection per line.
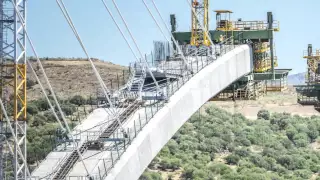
191 0 210 47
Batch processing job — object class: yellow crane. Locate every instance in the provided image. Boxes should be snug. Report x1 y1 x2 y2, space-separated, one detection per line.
191 0 210 47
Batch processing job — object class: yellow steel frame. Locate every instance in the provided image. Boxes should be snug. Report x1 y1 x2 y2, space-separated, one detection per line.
214 10 234 43
254 57 278 73
191 0 210 47
304 51 320 84
253 41 278 73
0 64 27 121
216 21 233 31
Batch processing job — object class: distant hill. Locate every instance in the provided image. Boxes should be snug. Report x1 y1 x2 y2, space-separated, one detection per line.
288 72 305 85
27 59 129 100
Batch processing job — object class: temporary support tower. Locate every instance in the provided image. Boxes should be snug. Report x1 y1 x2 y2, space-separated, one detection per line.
191 0 210 47
0 0 27 179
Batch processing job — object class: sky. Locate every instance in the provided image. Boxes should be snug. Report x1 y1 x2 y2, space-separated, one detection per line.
27 0 320 74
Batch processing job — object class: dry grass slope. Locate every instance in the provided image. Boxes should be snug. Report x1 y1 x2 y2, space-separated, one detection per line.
27 58 129 100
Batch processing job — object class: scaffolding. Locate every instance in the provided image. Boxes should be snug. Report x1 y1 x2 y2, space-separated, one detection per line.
295 44 320 110
214 10 234 43
304 45 320 84
266 77 288 92
253 42 278 73
191 0 210 47
211 80 266 101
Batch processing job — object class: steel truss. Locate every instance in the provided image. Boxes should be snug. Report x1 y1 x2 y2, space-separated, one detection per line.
0 0 27 179
191 0 210 47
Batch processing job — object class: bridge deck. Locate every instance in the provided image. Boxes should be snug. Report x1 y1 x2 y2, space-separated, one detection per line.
67 106 150 177
31 108 116 178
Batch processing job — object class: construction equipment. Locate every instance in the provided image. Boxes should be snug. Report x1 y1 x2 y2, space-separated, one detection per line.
215 10 233 31
295 44 320 110
304 44 320 84
191 0 210 47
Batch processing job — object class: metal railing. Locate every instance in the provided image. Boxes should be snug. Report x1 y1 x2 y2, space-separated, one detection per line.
232 20 279 31
303 49 320 57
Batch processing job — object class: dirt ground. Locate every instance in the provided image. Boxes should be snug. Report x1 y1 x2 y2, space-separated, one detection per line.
206 86 319 120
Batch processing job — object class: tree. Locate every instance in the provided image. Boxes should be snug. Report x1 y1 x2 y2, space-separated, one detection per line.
278 118 289 130
26 79 36 89
61 104 76 116
140 171 162 180
35 99 50 111
70 95 86 106
159 157 181 170
31 114 46 127
208 163 232 175
307 126 319 142
277 155 295 170
293 133 309 147
27 103 39 115
286 127 298 140
257 110 270 120
167 140 179 155
235 148 250 157
225 154 240 165
293 170 312 179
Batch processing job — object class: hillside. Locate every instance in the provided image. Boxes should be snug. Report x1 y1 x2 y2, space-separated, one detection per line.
24 58 130 168
141 106 320 180
288 72 305 85
27 58 129 100
140 87 320 180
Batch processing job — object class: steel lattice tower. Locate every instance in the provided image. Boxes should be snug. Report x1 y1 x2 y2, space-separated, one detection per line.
191 0 210 47
0 0 27 179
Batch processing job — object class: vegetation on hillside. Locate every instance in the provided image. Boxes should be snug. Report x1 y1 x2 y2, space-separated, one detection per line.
140 106 320 180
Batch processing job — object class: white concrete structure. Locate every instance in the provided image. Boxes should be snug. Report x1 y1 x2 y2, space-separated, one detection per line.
30 45 252 180
31 108 114 178
105 45 252 180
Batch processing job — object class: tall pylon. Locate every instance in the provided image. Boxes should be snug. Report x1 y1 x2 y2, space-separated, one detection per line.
191 0 210 47
0 0 27 179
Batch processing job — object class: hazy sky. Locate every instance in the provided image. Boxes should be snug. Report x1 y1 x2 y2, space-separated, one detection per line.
27 0 320 74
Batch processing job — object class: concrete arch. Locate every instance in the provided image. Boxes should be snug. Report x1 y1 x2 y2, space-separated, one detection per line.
105 45 253 180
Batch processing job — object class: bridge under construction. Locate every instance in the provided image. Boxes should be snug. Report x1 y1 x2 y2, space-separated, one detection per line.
0 0 296 180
